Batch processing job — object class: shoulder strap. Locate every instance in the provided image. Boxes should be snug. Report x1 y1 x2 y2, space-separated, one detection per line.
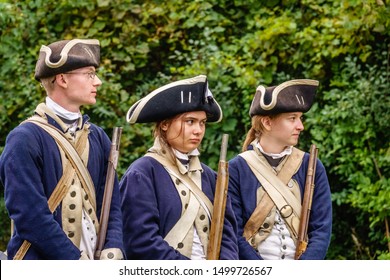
25 116 95 207
145 153 214 218
240 149 304 240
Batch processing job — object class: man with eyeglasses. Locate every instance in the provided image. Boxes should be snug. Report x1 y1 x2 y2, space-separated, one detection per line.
0 39 124 260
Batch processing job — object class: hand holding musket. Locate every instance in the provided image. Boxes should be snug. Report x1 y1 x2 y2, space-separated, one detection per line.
207 134 229 260
94 127 123 260
295 144 318 260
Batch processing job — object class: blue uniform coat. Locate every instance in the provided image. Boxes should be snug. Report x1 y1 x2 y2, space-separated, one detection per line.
0 114 124 259
228 146 332 260
120 156 239 260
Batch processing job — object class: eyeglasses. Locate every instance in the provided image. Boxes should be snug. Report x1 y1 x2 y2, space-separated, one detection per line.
65 71 97 80
51 71 98 83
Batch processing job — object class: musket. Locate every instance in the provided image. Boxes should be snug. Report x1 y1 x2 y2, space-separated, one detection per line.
207 134 229 260
295 144 318 259
94 127 123 260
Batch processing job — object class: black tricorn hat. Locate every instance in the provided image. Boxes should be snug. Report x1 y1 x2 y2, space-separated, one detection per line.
126 75 222 123
34 39 100 80
249 79 319 117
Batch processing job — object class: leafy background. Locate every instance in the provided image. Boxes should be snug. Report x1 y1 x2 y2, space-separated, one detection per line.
0 0 389 259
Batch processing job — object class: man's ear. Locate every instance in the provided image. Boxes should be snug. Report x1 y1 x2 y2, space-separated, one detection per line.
54 74 68 88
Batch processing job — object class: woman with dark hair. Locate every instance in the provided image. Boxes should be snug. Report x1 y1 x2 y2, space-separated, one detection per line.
120 75 238 260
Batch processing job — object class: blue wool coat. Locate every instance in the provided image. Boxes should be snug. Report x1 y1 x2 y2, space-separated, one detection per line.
228 146 332 260
0 114 124 259
119 156 239 260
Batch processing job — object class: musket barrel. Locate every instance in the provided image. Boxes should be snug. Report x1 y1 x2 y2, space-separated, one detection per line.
294 144 318 260
94 127 122 260
207 133 229 260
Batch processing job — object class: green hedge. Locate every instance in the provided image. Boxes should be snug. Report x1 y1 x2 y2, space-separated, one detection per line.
0 0 389 259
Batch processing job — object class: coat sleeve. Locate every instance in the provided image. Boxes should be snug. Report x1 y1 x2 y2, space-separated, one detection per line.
0 125 80 259
228 157 261 260
119 161 189 260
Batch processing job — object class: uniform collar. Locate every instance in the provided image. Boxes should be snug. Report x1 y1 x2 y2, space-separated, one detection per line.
35 102 89 134
148 137 203 174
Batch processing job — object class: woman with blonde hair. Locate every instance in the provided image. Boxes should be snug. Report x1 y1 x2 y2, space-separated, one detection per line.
228 79 332 260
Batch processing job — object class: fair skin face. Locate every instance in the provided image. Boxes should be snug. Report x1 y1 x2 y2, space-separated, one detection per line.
259 112 304 154
161 111 207 154
49 66 102 112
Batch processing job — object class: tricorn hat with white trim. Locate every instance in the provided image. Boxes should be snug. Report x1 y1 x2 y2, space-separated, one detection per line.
34 39 100 80
126 75 222 123
249 79 319 116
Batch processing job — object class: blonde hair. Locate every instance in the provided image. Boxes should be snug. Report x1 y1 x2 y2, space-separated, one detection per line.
242 114 278 152
39 76 56 94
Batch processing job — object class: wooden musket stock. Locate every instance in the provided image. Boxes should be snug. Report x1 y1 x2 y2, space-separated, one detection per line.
94 127 122 260
294 144 318 259
207 134 229 260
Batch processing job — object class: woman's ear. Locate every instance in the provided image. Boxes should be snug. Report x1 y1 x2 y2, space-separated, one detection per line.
161 121 169 131
261 116 272 131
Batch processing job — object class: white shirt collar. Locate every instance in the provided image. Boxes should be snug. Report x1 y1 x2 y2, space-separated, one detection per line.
173 148 200 161
45 96 81 121
256 140 292 159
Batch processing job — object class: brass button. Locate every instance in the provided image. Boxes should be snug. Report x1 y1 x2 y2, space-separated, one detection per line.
178 242 184 249
69 204 76 210
200 214 205 220
280 205 293 218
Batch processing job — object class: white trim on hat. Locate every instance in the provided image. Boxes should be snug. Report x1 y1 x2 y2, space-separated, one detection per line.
258 79 319 111
126 75 207 124
40 39 100 69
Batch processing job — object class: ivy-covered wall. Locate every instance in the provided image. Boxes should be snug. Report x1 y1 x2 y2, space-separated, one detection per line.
0 0 389 259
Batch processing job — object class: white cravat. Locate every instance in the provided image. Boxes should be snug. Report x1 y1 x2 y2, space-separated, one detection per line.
45 97 81 121
256 141 293 159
